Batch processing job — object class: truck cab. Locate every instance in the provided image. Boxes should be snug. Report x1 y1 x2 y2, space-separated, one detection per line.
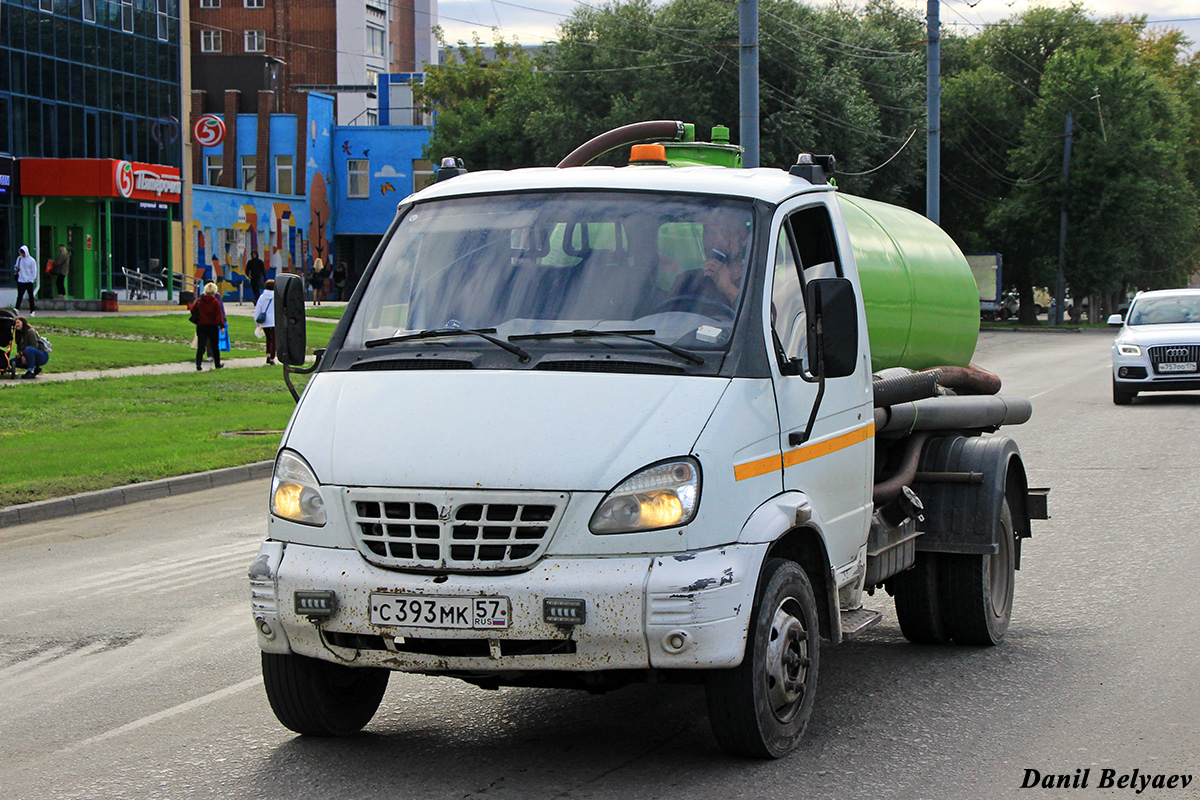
250 124 1044 758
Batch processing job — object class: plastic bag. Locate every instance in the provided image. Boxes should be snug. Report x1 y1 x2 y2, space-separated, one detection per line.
218 326 230 352
189 334 198 349
254 324 265 339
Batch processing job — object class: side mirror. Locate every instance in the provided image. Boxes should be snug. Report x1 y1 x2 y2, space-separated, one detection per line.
1106 313 1124 327
806 278 859 379
275 273 307 366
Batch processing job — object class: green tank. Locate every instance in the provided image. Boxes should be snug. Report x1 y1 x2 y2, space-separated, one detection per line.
836 195 980 372
651 128 980 371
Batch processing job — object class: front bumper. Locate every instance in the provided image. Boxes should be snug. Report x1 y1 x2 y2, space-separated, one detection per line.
250 541 766 672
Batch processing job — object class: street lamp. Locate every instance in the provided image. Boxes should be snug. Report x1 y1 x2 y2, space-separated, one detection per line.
1053 93 1100 327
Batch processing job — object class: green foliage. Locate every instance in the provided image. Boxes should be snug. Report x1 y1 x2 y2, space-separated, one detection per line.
941 4 1200 316
0 370 301 507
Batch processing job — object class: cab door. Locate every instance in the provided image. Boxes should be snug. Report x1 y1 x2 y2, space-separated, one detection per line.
766 198 873 572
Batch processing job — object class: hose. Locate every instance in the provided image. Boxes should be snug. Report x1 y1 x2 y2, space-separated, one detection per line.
556 120 686 168
872 432 931 506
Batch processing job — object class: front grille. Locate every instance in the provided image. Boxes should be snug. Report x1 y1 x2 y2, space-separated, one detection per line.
346 489 568 572
1149 344 1200 374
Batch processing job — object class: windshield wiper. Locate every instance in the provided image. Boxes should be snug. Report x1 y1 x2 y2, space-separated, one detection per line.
508 329 705 366
365 327 531 363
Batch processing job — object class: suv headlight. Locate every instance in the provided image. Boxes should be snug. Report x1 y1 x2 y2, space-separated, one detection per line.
589 458 701 534
1117 343 1142 356
271 450 327 526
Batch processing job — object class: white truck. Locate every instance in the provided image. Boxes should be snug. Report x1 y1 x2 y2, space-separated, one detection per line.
249 121 1047 758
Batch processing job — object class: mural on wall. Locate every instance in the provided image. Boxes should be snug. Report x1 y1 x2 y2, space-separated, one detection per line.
309 172 330 266
192 194 310 302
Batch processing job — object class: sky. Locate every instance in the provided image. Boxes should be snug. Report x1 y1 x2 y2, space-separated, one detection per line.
435 0 1200 54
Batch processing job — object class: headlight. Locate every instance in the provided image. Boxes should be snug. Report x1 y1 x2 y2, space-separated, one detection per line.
589 458 701 534
1117 343 1142 357
270 450 327 526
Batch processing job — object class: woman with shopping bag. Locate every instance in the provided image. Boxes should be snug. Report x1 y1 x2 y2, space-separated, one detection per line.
189 282 226 371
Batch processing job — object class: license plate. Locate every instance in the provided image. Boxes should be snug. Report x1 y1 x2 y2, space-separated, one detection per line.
369 593 511 629
1158 362 1197 373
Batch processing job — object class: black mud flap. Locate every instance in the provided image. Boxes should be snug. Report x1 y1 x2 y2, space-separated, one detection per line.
911 435 1035 562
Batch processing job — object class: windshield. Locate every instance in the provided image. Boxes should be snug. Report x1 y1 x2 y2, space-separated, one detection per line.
346 192 754 363
1127 295 1200 326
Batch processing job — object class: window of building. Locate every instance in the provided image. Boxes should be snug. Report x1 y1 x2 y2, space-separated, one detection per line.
275 155 294 195
121 0 133 33
365 68 380 94
244 0 265 6
205 156 224 186
40 0 53 12
199 0 220 7
245 30 266 53
365 109 378 126
413 159 435 193
348 159 369 198
200 30 222 53
156 0 169 40
366 26 386 58
241 155 257 190
83 0 96 22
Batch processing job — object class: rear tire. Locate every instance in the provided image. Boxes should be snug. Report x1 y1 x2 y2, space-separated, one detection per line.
1112 380 1135 405
262 652 389 736
890 553 950 644
938 500 1016 646
705 559 820 758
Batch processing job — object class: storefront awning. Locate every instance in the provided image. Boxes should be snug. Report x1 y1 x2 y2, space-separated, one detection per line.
20 159 181 204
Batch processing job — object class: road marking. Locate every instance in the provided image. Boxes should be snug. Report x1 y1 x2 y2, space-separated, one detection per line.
58 676 263 754
1027 363 1110 400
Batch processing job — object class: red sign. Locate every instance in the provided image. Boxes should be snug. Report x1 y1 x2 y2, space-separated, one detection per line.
20 159 182 203
86 235 93 250
193 114 226 147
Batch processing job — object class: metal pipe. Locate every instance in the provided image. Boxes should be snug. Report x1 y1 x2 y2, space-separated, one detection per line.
926 0 940 224
556 120 685 168
874 394 1033 434
873 431 931 506
738 0 759 169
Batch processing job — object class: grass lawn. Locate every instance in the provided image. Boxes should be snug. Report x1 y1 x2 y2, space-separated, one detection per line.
0 369 307 507
28 315 338 373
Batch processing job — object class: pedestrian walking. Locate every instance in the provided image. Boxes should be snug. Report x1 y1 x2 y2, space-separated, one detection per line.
12 316 49 379
246 250 266 300
50 244 70 298
253 278 277 365
309 257 326 305
14 245 37 314
190 282 226 371
332 262 347 302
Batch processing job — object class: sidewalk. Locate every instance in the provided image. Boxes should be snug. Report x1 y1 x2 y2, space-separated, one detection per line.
15 356 273 383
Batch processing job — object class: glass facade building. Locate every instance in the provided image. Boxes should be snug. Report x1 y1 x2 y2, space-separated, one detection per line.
0 0 182 301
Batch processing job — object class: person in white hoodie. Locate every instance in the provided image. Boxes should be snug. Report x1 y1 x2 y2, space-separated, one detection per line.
252 277 277 365
13 245 37 314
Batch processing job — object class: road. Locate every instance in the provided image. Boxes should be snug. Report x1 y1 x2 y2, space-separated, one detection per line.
2 329 1198 800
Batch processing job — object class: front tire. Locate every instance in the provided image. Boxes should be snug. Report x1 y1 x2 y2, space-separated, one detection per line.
938 500 1016 645
705 559 820 758
262 652 389 736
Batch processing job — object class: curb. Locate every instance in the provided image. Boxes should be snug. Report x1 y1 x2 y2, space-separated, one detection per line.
0 460 275 529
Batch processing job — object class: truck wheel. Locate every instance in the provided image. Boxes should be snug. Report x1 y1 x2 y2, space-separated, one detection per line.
705 558 819 758
261 652 389 736
890 553 950 644
938 500 1015 646
1112 380 1135 405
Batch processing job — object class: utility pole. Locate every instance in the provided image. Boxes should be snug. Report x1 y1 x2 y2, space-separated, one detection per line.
738 0 759 168
1054 110 1074 327
926 0 940 224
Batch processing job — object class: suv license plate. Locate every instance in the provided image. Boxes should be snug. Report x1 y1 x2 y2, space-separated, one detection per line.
1158 362 1197 373
369 593 511 629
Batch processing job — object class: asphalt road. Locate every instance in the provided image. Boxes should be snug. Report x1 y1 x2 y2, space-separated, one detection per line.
1 329 1197 800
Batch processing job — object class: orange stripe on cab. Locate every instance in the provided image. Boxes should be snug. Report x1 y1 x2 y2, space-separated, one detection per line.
733 423 875 481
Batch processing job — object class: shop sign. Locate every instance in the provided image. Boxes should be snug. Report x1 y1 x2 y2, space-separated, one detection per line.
193 115 227 148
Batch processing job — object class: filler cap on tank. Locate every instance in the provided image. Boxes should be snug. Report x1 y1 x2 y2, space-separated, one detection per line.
790 153 837 184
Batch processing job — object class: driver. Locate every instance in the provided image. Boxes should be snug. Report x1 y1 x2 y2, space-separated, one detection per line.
667 215 749 308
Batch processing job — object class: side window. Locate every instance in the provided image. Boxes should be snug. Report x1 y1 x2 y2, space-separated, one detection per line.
771 204 842 369
771 224 806 362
